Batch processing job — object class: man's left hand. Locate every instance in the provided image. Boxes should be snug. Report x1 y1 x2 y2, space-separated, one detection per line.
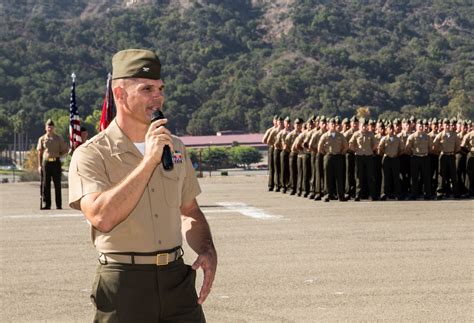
192 246 217 304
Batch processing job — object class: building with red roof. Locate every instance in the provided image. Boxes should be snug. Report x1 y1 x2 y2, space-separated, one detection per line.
179 132 265 149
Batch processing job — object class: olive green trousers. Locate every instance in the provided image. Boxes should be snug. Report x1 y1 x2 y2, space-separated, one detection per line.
91 258 205 323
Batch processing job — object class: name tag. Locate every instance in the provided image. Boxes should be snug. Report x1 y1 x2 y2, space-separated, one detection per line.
173 150 184 164
389 137 394 142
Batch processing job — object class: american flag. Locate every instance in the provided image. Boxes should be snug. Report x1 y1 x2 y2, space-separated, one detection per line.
69 73 82 153
99 73 115 131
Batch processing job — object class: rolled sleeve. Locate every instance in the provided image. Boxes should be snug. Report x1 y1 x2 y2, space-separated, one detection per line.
181 151 201 205
68 146 110 210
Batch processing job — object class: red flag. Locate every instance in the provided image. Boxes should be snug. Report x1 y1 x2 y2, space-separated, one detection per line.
69 73 82 153
99 73 115 131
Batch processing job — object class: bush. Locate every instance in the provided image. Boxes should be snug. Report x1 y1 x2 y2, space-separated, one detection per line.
23 146 38 172
229 146 262 169
20 171 40 182
202 147 230 170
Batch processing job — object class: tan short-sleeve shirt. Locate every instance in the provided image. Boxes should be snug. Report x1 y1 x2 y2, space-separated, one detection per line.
397 131 412 155
461 131 474 153
284 130 299 152
262 126 274 144
308 129 324 152
292 132 306 154
37 133 68 159
267 128 280 146
433 130 460 154
318 131 347 155
68 120 201 253
379 135 402 157
349 131 375 156
274 129 290 150
406 132 431 156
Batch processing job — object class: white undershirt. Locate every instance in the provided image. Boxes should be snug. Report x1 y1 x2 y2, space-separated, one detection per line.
134 142 145 155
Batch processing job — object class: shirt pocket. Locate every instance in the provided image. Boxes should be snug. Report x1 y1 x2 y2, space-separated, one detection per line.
160 167 181 208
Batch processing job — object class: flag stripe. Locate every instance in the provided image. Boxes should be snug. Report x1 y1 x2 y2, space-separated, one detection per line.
99 73 115 132
69 77 81 152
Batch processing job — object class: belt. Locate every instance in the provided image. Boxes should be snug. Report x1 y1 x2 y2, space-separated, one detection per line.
46 157 59 162
441 152 454 156
413 154 427 157
98 246 183 266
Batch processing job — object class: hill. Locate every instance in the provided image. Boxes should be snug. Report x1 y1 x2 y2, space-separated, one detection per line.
0 0 473 148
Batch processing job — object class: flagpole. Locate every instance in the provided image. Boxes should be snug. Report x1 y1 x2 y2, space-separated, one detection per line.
69 72 81 154
99 72 115 132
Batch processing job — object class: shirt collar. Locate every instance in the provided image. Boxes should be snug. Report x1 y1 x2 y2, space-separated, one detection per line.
105 119 142 158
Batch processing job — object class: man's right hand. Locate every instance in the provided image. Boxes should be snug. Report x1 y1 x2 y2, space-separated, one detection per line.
38 166 42 174
144 117 174 166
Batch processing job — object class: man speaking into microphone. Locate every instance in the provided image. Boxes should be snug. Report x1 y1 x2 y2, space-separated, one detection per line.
69 49 217 322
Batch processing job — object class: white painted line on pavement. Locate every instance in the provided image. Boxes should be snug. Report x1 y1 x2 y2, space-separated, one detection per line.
202 209 237 213
2 213 83 219
218 295 230 299
215 202 283 220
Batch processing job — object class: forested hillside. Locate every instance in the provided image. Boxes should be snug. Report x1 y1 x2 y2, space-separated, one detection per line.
0 0 473 147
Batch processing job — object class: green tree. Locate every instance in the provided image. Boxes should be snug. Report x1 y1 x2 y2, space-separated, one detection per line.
202 147 229 170
84 109 103 136
0 110 12 149
1 0 473 138
229 146 262 169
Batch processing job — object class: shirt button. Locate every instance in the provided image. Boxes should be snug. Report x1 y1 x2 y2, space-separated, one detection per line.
151 188 155 192
158 240 162 244
154 214 158 218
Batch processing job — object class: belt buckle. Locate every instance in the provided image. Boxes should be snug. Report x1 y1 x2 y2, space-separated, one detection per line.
156 253 169 266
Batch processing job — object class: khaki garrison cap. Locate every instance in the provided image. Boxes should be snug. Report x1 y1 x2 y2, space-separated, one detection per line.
45 119 55 126
112 49 161 80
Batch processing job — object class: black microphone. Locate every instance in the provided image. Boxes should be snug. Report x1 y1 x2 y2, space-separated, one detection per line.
151 110 173 171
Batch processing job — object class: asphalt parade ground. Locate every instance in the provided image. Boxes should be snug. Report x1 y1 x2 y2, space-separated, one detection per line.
1 174 473 322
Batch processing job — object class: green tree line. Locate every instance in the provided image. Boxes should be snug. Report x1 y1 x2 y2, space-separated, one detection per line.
0 0 472 149
188 145 262 171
